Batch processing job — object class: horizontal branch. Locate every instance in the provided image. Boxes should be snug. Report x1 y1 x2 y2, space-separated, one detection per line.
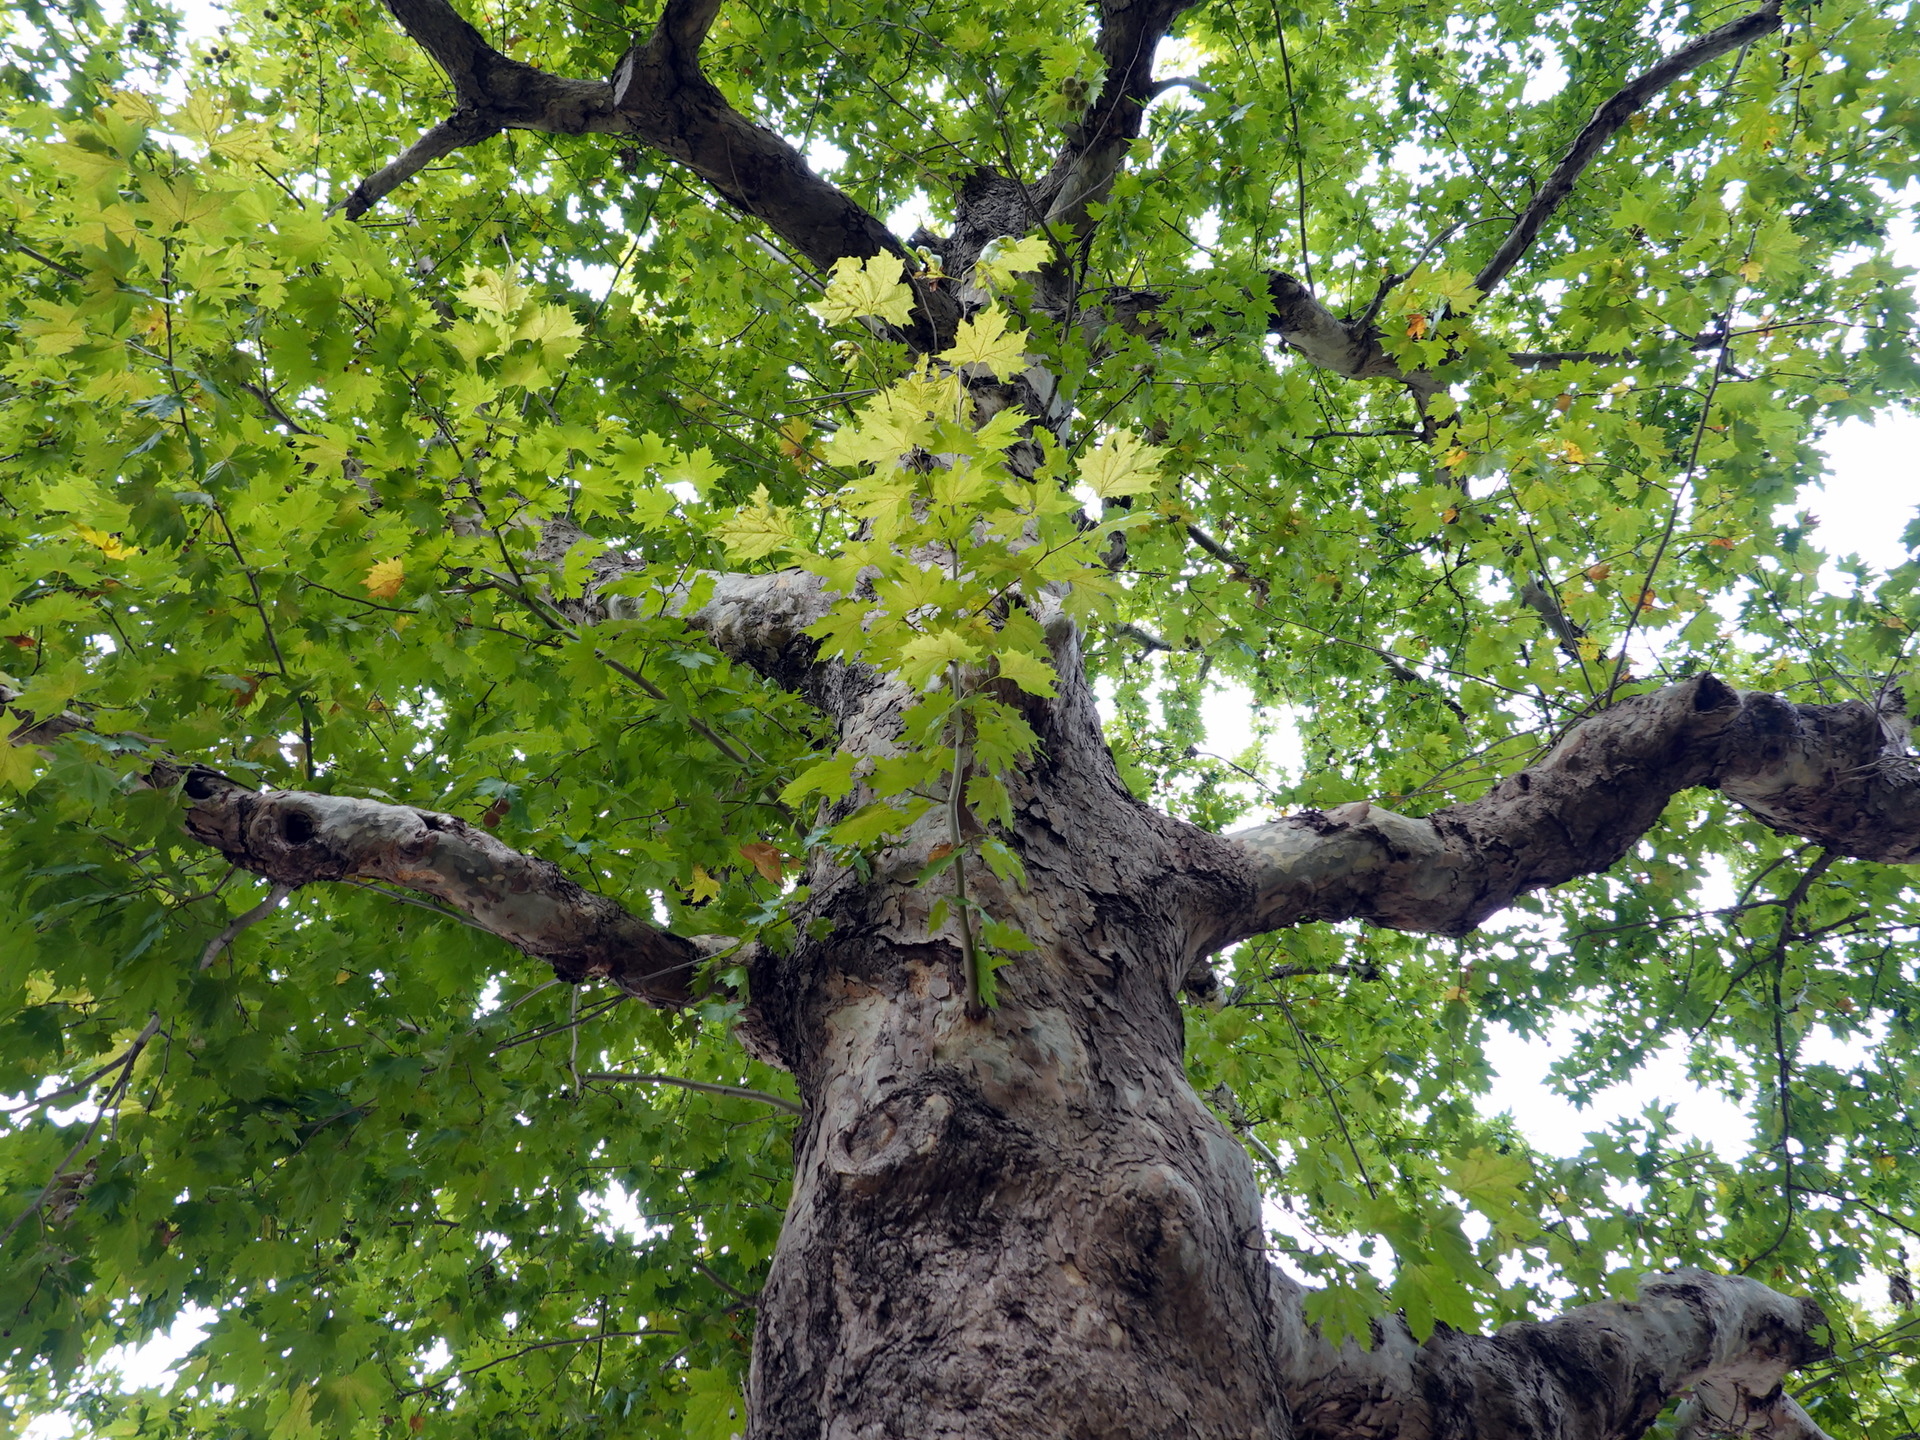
1215 675 1916 946
1266 272 1407 381
172 767 701 1006
2 683 700 1008
1285 1268 1829 1440
1470 0 1784 298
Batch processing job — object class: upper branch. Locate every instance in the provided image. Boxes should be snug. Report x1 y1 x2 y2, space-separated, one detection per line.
1469 0 1784 298
1206 675 1916 949
364 0 940 323
1285 1267 1829 1440
1037 0 1198 234
1259 3 1778 388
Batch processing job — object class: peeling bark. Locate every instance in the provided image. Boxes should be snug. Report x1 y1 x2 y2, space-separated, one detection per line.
1285 1269 1830 1440
1218 675 1917 947
171 768 701 1005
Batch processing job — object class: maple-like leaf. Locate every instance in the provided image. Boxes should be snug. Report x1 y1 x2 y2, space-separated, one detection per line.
363 558 405 600
808 254 915 327
1078 430 1166 499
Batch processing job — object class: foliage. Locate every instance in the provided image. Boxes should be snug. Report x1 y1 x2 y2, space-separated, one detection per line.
0 0 1917 1432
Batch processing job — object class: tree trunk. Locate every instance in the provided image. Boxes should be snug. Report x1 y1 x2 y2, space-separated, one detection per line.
743 645 1296 1438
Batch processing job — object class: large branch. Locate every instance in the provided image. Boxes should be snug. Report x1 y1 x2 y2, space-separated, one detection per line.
172 768 700 1006
1285 1268 1829 1440
1267 272 1411 382
1038 0 1197 234
1214 675 1916 947
361 0 940 323
1469 0 1783 299
2 686 700 1007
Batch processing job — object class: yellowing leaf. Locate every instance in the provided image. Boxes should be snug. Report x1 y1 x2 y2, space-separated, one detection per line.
512 303 586 360
809 253 916 327
363 558 405 600
459 267 530 318
940 306 1029 379
778 417 816 468
716 486 800 561
1441 446 1469 469
896 630 981 688
173 91 229 142
210 123 280 164
975 234 1052 287
75 525 138 559
108 88 162 125
0 722 44 792
1576 635 1601 661
687 865 721 903
1078 430 1166 499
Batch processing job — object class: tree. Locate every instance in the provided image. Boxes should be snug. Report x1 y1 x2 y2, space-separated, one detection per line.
1 0 1918 1431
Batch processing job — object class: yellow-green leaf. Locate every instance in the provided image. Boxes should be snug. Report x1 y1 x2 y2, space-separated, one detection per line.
940 306 1028 379
715 486 799 561
1078 430 1165 499
809 253 915 327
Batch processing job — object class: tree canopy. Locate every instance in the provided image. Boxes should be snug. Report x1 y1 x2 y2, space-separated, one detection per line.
0 0 1918 1432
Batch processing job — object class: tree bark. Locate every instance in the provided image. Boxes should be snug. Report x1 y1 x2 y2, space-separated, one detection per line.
742 626 1297 1438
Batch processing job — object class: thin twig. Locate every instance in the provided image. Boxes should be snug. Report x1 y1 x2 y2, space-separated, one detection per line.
580 1072 801 1114
0 1014 162 1248
198 883 293 970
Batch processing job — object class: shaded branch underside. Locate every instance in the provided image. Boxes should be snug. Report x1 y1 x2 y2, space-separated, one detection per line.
1286 1268 1829 1440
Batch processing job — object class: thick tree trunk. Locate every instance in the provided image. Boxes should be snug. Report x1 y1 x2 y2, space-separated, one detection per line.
748 922 1293 1438
707 617 1840 1438
740 639 1294 1437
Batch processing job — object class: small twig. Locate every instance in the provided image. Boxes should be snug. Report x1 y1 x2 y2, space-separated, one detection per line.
689 1257 761 1305
580 1072 801 1114
198 883 293 970
567 986 582 1096
0 1014 162 1248
1471 0 1783 297
395 1329 663 1399
947 663 985 1020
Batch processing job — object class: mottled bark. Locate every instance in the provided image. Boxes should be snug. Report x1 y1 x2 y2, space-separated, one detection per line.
171 768 702 1005
743 618 1293 1439
1220 674 1916 947
1285 1269 1829 1440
